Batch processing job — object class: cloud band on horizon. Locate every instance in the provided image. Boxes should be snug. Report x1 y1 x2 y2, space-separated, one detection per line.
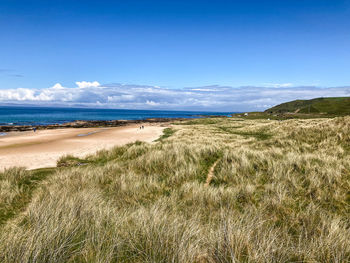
0 81 349 112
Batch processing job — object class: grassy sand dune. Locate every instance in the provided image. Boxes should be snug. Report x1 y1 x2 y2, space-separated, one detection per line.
0 117 350 262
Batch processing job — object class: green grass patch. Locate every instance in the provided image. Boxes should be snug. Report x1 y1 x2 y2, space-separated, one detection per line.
176 118 223 125
0 167 56 225
218 126 272 140
156 128 176 142
57 155 92 167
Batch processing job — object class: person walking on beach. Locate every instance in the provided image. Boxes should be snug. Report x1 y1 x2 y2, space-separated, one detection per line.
33 127 37 132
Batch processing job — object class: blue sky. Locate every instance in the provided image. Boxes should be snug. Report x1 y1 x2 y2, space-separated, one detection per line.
0 0 350 111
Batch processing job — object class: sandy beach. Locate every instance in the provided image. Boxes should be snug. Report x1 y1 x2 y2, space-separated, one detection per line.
0 123 165 170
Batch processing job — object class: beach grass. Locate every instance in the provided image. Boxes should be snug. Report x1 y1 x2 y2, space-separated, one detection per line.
155 127 176 142
0 117 350 262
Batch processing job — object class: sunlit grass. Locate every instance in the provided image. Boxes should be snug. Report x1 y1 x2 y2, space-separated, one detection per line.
0 117 350 262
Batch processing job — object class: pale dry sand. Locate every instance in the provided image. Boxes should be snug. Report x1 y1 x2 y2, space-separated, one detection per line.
0 124 165 170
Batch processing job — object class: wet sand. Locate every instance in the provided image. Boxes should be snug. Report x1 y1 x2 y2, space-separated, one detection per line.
0 124 165 170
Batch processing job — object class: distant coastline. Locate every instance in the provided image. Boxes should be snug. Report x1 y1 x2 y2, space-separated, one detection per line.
0 106 233 128
0 116 230 132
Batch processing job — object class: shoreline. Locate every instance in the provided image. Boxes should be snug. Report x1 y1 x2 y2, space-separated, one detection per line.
0 117 186 133
0 114 230 133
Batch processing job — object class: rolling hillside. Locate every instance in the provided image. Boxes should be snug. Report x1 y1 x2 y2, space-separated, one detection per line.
265 97 350 115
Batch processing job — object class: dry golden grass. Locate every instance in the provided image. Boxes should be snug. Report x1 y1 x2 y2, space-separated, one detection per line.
0 117 350 262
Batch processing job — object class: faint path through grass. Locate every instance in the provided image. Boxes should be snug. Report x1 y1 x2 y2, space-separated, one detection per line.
204 159 220 187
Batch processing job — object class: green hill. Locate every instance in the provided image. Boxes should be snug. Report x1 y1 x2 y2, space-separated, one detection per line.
265 97 350 115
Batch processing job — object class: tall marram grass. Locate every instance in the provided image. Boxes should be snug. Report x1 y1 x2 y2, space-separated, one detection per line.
0 117 350 262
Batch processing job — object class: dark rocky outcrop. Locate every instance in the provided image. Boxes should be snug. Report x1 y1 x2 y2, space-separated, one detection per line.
0 118 187 132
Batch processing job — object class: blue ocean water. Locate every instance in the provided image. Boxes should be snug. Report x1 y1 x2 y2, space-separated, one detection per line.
0 106 232 126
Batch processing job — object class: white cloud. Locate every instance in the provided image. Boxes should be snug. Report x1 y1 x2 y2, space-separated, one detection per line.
51 83 65 89
146 100 159 106
0 81 349 111
75 81 100 89
0 88 52 101
263 83 294 88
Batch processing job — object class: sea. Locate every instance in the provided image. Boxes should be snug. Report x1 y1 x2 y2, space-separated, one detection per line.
0 106 232 126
